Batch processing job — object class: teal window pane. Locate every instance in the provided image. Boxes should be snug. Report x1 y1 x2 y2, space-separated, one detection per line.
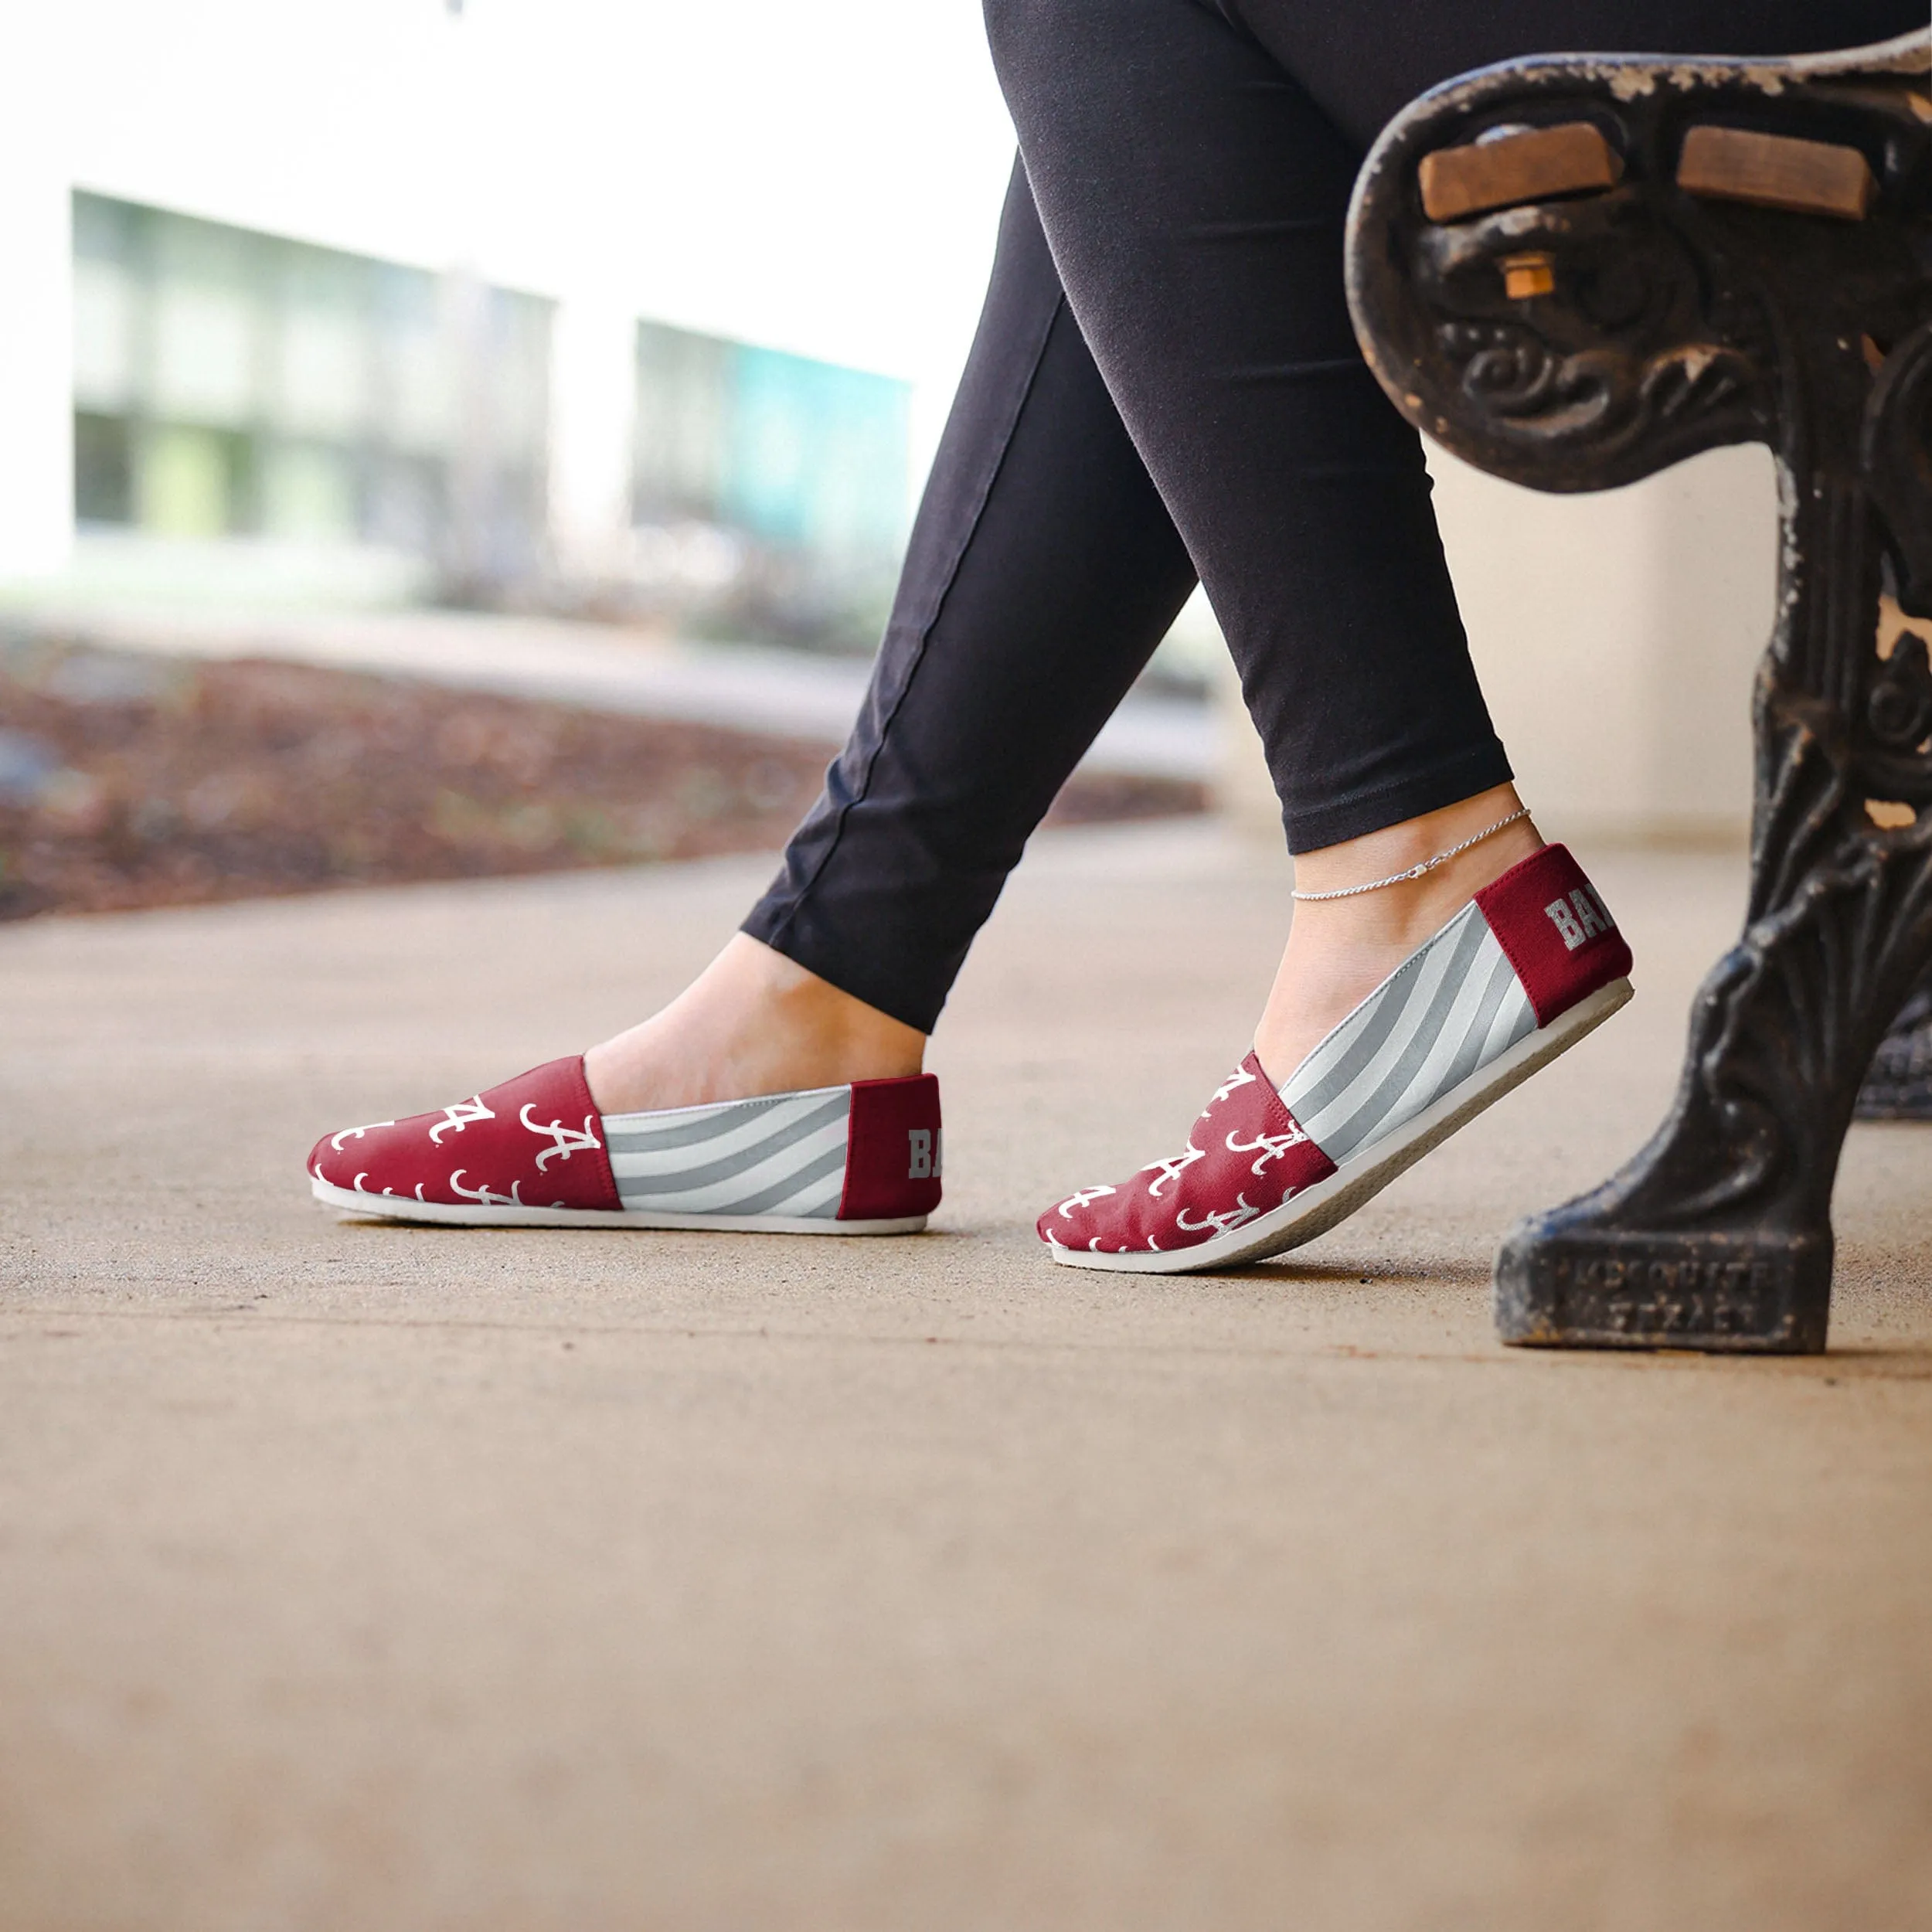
723 346 909 560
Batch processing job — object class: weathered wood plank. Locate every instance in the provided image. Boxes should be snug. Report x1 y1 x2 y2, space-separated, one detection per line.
1676 125 1876 220
1418 121 1621 223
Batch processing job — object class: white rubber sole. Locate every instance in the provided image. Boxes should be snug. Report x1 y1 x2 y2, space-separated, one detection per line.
311 1177 927 1236
1047 975 1634 1275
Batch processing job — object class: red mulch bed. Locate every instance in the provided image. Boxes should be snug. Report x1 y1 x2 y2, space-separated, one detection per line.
0 638 1202 921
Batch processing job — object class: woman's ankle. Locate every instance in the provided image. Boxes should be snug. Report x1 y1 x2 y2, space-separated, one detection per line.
1287 785 1541 931
583 934 927 1115
1254 787 1543 1083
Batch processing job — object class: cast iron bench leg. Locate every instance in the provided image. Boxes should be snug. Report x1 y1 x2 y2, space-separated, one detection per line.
1857 968 1932 1117
1344 31 1932 1351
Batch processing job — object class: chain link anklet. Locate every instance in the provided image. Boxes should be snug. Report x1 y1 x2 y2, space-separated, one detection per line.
1290 808 1532 902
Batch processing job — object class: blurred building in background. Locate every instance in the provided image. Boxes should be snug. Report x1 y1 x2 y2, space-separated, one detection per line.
629 321 910 648
0 2 1797 841
53 189 910 646
71 194 549 580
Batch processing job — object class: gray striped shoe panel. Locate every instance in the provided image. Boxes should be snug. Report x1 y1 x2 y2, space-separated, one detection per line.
601 1086 850 1219
1281 906 1536 1165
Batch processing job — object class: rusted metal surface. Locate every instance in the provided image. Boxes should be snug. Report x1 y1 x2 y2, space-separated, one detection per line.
1345 30 1932 1353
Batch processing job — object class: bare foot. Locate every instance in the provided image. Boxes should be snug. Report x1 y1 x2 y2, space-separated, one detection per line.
1253 784 1544 1084
582 933 925 1115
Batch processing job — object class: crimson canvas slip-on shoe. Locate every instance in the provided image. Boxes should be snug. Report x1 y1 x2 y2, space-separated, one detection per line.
1039 843 1633 1274
309 1058 942 1233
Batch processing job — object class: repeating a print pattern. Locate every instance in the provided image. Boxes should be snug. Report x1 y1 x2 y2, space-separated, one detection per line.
308 1057 621 1213
1040 1052 1336 1255
602 1086 852 1220
1279 902 1536 1164
1036 845 1633 1267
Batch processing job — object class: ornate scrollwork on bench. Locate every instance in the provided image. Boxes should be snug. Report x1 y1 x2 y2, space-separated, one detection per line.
1345 31 1932 1352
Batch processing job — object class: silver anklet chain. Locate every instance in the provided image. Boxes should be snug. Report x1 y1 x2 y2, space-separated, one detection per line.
1290 808 1531 902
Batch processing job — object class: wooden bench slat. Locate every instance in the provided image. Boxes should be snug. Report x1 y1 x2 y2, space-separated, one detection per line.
1676 125 1876 220
1418 122 1621 224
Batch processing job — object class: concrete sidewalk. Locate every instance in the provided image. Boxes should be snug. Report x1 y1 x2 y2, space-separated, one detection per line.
2 825 1929 1930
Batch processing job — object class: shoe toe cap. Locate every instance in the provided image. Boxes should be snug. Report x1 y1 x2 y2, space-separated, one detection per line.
309 1117 413 1195
1036 1187 1111 1248
307 1059 619 1213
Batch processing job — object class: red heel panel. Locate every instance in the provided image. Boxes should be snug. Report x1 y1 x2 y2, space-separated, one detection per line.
839 1075 944 1222
1474 845 1633 1026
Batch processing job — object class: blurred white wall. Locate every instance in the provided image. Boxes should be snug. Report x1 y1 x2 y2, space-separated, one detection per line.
548 294 641 580
0 117 73 577
1214 447 1779 849
1432 444 1777 848
1221 448 1777 850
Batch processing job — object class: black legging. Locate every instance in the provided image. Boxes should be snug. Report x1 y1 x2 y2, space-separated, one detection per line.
744 0 1923 1035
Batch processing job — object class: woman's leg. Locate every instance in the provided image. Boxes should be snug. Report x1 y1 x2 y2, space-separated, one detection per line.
983 0 1925 1082
587 165 1199 1112
985 0 1532 1080
594 0 1931 1114
985 0 1515 856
